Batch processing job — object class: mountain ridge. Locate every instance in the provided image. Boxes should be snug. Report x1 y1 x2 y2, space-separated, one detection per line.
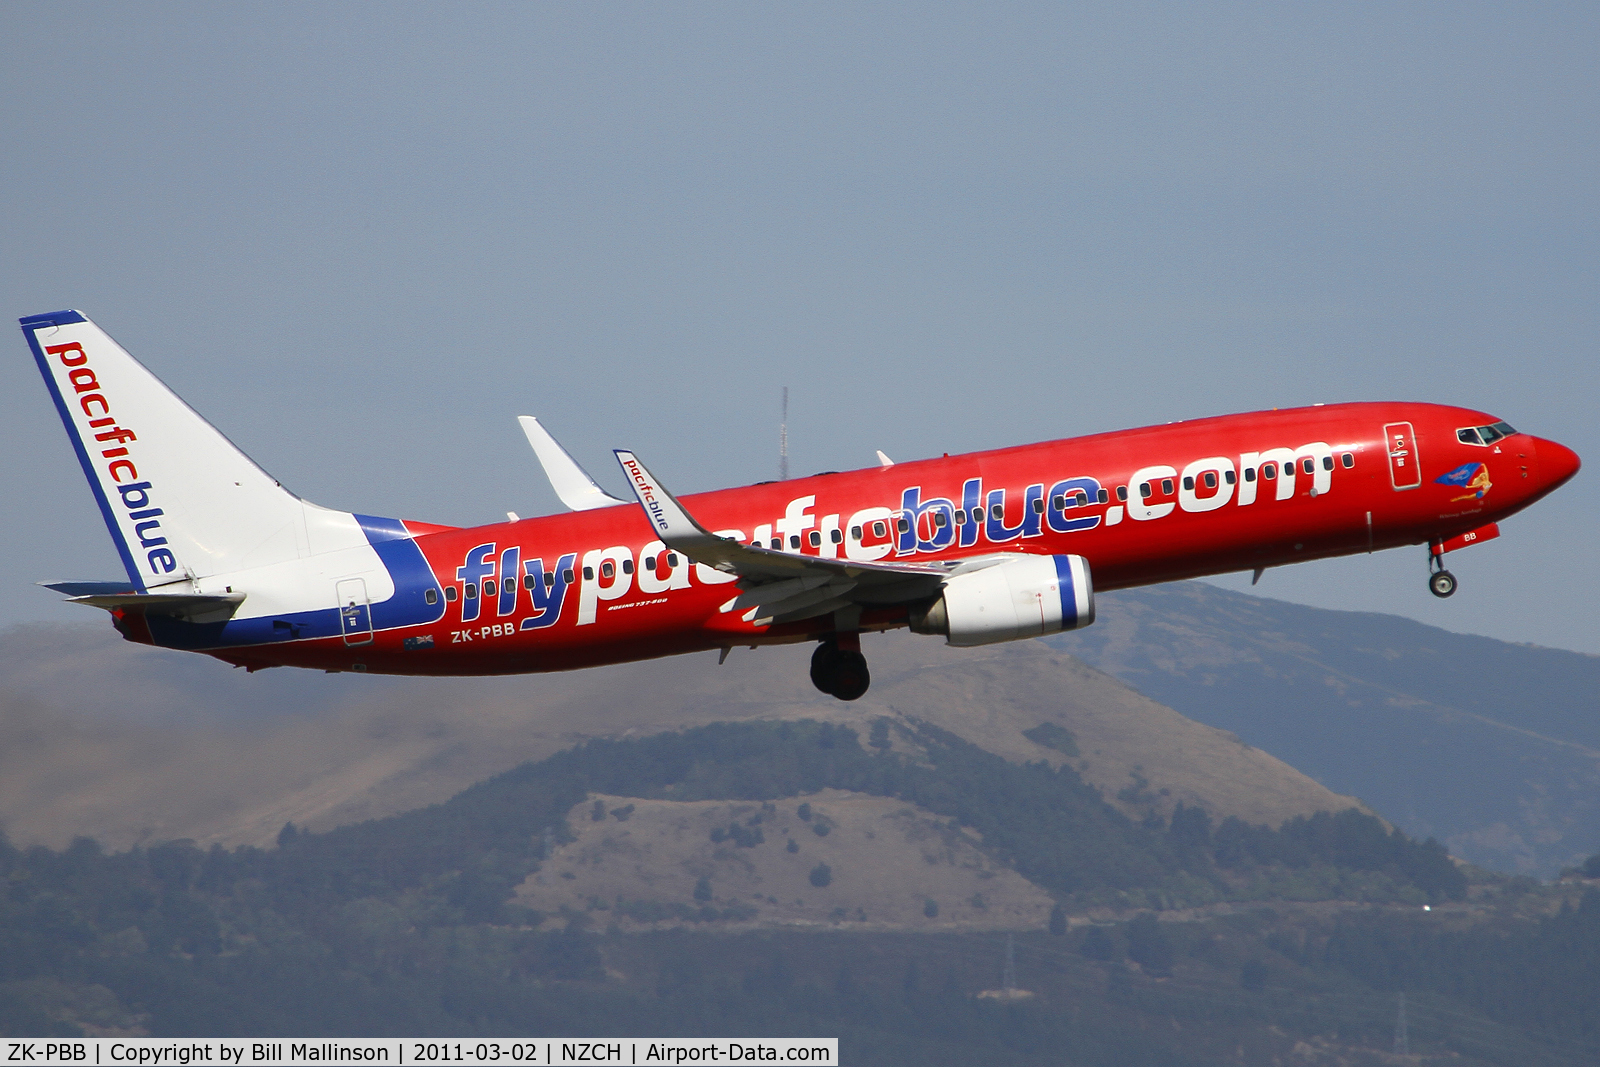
1056 581 1600 874
0 618 1354 853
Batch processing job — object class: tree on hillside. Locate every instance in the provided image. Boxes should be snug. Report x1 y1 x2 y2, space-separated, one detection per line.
1125 913 1173 976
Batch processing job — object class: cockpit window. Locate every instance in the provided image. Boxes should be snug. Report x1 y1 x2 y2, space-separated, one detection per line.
1457 421 1518 447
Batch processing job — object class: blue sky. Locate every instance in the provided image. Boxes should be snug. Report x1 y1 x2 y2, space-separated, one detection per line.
2 3 1595 653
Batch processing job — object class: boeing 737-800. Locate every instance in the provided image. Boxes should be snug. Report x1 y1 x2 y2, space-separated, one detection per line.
21 311 1581 700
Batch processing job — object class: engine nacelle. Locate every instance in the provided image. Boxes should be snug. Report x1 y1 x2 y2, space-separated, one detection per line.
910 554 1095 647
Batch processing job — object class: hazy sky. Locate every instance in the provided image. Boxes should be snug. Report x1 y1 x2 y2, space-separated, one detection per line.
3 3 1595 653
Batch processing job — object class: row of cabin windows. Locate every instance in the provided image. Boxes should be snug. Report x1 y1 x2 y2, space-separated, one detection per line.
753 529 850 550
581 555 678 580
1139 453 1356 498
425 565 582 604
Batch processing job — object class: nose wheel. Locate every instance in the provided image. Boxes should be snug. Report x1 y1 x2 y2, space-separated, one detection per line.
811 637 870 701
1427 545 1457 598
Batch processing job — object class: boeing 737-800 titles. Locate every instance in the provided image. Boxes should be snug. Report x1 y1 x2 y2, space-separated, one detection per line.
21 311 1581 700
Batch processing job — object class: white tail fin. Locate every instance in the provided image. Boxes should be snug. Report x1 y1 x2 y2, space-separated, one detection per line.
22 311 310 590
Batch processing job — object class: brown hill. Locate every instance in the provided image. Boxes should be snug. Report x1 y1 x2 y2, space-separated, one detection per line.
0 622 1358 852
521 790 1056 932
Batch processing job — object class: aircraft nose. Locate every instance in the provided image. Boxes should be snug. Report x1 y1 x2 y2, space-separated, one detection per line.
1534 437 1582 492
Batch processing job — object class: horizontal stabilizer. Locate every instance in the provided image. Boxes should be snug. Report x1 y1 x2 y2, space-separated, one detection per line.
65 591 246 624
518 416 627 511
39 580 139 597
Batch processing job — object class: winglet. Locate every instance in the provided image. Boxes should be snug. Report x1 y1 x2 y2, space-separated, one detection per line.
518 416 627 512
613 450 721 545
876 450 894 469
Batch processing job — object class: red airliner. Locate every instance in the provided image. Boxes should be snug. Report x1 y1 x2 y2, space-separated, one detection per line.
22 311 1581 700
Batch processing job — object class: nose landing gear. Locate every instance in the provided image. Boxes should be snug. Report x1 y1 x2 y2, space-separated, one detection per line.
1427 544 1457 598
811 634 870 701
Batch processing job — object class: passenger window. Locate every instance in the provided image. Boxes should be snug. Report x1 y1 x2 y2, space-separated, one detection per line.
1204 471 1217 489
770 539 781 549
830 529 842 544
1321 456 1333 471
643 556 656 571
546 572 556 587
622 559 634 574
1051 495 1064 510
896 518 909 534
1097 488 1109 503
872 521 887 538
583 566 595 581
562 568 574 584
1139 482 1152 499
789 535 800 549
523 573 536 588
954 509 967 524
425 588 438 605
1161 478 1174 495
600 561 614 579
1341 453 1354 468
1117 485 1129 501
932 512 947 528
1182 476 1194 491
1244 468 1256 482
1031 498 1044 514
851 525 863 540
1223 471 1235 485
667 553 679 566
809 530 822 546
1263 463 1276 479
1301 458 1315 475
486 580 498 597
444 586 458 602
465 583 477 600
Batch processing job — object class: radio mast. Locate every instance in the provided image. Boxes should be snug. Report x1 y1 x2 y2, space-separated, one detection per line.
779 386 789 481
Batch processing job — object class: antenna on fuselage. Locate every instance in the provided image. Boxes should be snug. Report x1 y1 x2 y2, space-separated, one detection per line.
779 386 789 481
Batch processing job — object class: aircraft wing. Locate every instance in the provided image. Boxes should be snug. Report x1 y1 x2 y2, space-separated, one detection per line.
519 416 628 511
612 450 958 626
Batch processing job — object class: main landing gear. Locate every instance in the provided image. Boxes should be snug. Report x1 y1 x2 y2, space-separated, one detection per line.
1427 545 1457 599
811 633 871 701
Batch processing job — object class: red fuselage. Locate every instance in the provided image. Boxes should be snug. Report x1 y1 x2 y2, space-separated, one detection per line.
201 401 1580 676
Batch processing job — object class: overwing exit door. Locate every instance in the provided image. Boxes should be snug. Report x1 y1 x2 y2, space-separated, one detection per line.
337 577 374 645
1383 422 1422 490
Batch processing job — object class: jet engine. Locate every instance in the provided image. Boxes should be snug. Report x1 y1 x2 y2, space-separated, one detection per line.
909 554 1095 647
